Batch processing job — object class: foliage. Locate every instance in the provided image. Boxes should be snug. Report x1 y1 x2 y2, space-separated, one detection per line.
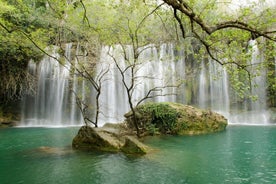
265 41 276 107
0 0 54 103
63 0 175 46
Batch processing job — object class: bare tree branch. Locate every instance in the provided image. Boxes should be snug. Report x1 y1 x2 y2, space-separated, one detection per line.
46 0 64 19
72 90 98 127
173 8 185 38
136 2 165 34
136 84 180 106
189 17 253 85
80 0 91 27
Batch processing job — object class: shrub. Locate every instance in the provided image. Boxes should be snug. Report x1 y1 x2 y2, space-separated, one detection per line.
136 102 179 134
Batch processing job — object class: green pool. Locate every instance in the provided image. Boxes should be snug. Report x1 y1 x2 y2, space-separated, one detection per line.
0 125 275 184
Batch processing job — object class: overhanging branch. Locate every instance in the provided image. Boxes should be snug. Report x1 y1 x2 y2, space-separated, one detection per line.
173 8 185 38
163 0 276 41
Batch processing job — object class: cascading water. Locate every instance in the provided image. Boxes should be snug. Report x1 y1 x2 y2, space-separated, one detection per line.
21 42 272 127
209 61 230 118
98 45 129 123
21 45 82 127
229 40 269 124
247 40 269 123
198 60 208 109
197 59 231 121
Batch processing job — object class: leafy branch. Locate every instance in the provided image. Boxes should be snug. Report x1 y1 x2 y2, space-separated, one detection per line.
163 0 276 41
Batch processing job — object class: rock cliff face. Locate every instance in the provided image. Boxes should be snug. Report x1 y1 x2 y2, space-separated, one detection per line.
0 110 19 128
0 119 16 128
0 119 17 128
124 102 228 136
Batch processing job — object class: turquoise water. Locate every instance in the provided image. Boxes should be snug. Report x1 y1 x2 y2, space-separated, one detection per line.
0 126 276 184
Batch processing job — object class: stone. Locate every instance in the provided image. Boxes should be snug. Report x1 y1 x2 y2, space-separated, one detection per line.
72 126 122 152
72 125 149 155
0 120 17 128
121 136 148 155
36 146 73 155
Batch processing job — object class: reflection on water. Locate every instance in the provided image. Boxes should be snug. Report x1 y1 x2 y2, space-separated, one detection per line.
0 126 276 184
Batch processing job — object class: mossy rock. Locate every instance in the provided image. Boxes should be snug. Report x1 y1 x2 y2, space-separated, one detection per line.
121 136 148 155
72 125 149 155
72 126 122 152
124 102 227 136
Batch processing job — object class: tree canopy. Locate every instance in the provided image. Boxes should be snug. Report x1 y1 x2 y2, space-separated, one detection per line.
0 0 53 102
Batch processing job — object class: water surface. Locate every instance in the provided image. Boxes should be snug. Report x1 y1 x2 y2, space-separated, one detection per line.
0 126 275 184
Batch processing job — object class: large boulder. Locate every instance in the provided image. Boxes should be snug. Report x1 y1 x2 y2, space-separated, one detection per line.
124 102 227 136
72 125 149 155
72 126 122 152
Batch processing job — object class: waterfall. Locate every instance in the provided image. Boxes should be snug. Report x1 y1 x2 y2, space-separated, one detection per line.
198 60 208 109
248 40 269 124
229 40 269 124
20 43 272 127
98 45 128 123
209 62 230 118
69 43 85 125
97 44 179 124
21 46 78 126
196 59 231 121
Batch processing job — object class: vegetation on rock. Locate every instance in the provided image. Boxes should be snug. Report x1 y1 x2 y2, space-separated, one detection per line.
125 102 228 136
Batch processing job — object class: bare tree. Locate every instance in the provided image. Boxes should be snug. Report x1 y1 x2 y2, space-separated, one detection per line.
71 46 110 127
105 2 181 136
108 44 180 137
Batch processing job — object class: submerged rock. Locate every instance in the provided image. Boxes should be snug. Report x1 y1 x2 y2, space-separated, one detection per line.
124 102 228 136
35 146 74 156
121 136 149 155
72 125 149 155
